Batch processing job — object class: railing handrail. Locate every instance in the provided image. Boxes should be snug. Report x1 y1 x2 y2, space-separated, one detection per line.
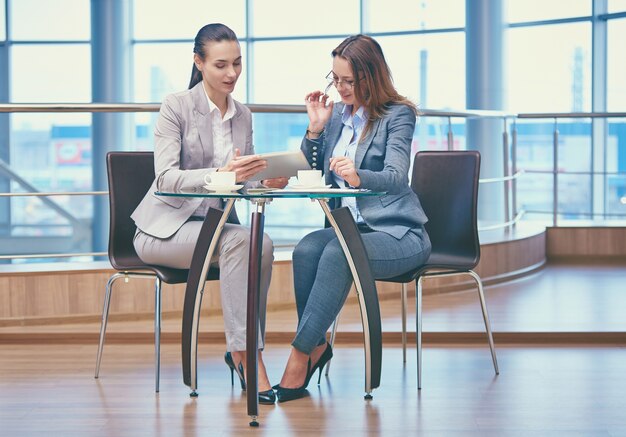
0 102 520 118
0 191 109 197
517 112 626 119
479 170 525 184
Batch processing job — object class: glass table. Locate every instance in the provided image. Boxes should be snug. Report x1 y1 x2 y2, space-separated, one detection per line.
155 187 384 426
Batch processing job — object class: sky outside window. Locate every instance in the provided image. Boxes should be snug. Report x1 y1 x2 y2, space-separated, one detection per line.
0 0 6 41
252 0 359 37
9 0 89 40
507 22 591 112
133 0 246 39
368 0 464 32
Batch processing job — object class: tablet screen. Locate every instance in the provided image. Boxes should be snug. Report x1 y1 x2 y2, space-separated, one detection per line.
249 150 311 181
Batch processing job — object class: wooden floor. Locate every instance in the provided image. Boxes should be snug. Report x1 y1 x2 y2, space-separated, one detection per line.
1 343 625 435
1 260 625 435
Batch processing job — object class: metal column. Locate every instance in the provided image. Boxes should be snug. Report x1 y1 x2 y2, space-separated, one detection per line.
90 0 132 254
466 0 506 224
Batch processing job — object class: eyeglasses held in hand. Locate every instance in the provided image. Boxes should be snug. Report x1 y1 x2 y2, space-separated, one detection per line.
325 71 359 92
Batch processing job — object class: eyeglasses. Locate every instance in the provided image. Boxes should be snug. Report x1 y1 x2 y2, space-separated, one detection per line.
325 71 359 92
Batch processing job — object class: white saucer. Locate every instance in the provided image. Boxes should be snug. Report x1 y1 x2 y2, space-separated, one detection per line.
203 184 243 193
288 184 332 191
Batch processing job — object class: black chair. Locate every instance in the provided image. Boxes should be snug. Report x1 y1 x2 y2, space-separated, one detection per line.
94 151 219 392
327 150 499 389
390 150 498 388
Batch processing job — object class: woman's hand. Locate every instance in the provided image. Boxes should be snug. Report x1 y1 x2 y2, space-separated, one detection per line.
330 156 360 187
262 177 289 189
220 148 267 183
304 90 333 135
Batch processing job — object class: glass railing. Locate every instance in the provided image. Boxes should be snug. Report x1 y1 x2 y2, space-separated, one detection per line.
1 103 625 263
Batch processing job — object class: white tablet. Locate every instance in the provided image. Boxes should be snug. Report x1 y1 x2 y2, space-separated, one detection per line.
249 150 311 181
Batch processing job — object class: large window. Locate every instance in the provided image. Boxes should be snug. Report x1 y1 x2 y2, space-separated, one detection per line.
0 0 5 41
9 0 90 40
3 0 626 263
4 0 92 261
133 0 246 39
507 0 591 23
252 39 341 104
368 0 464 31
378 32 465 109
608 0 626 13
607 18 626 111
251 0 359 37
507 22 591 113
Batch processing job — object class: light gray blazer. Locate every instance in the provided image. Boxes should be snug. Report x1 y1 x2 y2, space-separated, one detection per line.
131 82 253 239
301 102 428 240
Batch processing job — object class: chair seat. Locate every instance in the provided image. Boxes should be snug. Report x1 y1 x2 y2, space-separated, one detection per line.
383 252 477 284
111 256 219 285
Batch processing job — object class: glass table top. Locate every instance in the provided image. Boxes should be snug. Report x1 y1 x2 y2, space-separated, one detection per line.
155 186 384 199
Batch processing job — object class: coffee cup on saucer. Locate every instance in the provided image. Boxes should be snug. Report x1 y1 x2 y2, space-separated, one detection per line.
297 170 323 187
204 171 236 187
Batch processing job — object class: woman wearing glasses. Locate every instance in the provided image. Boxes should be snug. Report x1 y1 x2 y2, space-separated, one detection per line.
132 23 287 404
275 34 432 402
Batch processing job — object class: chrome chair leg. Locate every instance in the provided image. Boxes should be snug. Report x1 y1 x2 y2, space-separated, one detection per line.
416 277 423 390
95 272 124 379
155 277 162 393
401 282 408 363
325 306 343 377
468 270 499 375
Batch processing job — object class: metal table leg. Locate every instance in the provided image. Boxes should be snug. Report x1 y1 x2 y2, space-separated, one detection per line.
246 199 267 427
317 202 382 399
181 201 235 396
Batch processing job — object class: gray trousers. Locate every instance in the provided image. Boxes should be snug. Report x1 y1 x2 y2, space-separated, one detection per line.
291 226 431 354
133 222 274 351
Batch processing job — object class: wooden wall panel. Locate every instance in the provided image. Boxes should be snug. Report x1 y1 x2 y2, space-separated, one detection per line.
547 227 626 257
0 229 552 325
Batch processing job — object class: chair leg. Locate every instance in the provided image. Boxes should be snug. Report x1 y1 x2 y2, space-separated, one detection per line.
468 270 499 375
401 282 408 363
154 277 162 393
95 272 124 379
416 277 423 390
325 306 343 377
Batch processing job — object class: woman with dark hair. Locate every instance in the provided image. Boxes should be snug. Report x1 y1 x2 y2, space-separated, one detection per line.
275 34 431 402
131 23 287 404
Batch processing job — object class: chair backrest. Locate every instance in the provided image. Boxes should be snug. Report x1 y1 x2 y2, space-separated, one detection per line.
106 151 155 270
411 151 481 268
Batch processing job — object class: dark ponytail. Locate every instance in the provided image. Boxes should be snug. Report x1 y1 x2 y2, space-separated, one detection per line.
188 23 239 89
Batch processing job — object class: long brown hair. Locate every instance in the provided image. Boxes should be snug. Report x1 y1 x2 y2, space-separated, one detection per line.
188 23 239 89
332 35 417 134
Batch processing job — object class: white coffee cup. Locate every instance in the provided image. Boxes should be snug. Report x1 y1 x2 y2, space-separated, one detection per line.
297 169 323 187
204 171 236 186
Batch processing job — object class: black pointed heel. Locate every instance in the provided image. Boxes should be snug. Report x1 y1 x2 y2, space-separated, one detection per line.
258 389 277 405
276 357 311 403
224 352 246 390
276 343 334 403
314 343 333 385
225 352 276 404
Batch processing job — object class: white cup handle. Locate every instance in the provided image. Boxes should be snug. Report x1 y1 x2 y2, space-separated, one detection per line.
203 173 212 185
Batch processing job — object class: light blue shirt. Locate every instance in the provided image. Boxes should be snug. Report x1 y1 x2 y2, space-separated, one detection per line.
332 105 368 223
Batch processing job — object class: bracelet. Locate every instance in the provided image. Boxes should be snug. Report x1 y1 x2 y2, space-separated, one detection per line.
306 128 324 136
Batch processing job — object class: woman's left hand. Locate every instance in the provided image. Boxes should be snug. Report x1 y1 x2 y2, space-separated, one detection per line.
262 177 289 189
330 156 361 187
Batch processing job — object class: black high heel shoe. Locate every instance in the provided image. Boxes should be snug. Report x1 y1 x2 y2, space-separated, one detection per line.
224 352 246 390
224 352 276 405
276 343 333 403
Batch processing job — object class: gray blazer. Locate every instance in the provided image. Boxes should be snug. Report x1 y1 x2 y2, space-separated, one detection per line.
131 82 253 239
301 102 428 240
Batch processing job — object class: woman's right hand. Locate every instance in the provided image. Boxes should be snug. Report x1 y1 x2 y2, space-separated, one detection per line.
219 148 267 183
304 90 333 133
